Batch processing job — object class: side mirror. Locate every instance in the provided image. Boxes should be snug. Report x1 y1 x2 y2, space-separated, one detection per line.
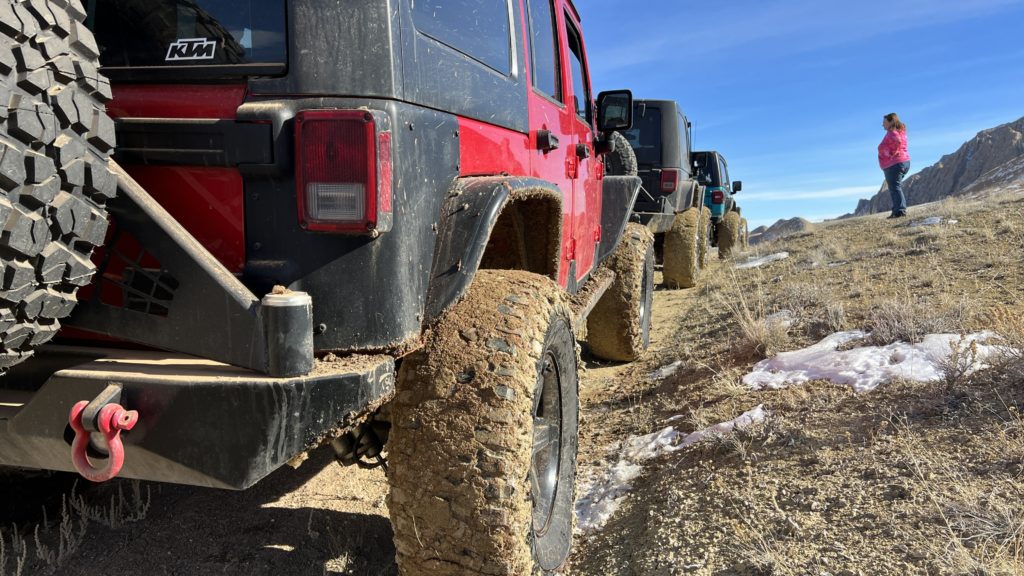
596 89 633 132
732 180 742 193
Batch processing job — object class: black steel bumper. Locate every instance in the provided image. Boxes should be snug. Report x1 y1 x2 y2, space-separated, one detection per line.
0 346 394 490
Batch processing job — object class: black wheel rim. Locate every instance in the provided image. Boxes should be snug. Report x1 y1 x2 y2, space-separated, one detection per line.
531 351 563 536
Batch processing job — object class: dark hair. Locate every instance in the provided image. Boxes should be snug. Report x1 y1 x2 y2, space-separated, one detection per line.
884 113 906 132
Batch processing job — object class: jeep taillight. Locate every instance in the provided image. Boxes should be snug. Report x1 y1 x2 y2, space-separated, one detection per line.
711 190 724 204
295 110 393 234
660 169 680 193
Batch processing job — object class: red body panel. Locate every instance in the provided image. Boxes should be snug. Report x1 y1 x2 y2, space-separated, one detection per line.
458 116 530 177
457 1 604 288
106 85 248 272
565 10 601 276
127 166 246 271
107 84 248 119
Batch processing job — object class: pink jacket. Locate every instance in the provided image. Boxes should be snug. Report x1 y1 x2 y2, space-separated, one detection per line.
878 129 910 169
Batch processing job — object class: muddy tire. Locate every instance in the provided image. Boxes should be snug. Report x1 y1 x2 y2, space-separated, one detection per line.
0 1 115 368
604 131 637 176
697 205 712 270
587 223 654 362
718 210 742 259
388 270 579 575
662 208 701 289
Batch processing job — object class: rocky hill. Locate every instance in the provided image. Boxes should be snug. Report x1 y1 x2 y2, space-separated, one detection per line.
853 115 1024 215
748 216 814 245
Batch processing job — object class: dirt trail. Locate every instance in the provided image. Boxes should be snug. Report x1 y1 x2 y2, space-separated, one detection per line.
1 278 695 576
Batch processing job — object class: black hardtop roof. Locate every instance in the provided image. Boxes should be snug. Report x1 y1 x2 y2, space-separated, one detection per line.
635 99 687 119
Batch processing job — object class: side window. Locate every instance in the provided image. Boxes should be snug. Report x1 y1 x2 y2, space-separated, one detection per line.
526 0 560 99
678 113 690 157
719 157 730 185
564 18 590 122
412 0 512 75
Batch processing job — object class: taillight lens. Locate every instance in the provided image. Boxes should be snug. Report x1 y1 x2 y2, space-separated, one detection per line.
295 110 393 234
660 168 680 193
711 190 724 204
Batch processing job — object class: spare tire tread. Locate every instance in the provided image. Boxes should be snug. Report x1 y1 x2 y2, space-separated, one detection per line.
0 0 114 367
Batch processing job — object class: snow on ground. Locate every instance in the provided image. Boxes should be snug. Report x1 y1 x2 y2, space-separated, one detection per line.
765 310 796 330
649 360 683 381
911 216 957 227
736 252 789 269
575 405 766 533
743 331 1004 393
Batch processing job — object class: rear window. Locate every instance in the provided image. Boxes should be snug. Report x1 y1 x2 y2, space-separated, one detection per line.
86 0 286 71
412 0 512 75
694 153 721 186
622 104 662 166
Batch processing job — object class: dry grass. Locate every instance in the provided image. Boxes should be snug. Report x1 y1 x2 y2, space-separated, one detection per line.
891 416 1024 574
719 276 791 359
0 481 150 576
864 294 972 346
625 391 657 435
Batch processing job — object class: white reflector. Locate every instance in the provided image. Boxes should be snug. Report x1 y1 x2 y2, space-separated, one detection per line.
306 183 366 221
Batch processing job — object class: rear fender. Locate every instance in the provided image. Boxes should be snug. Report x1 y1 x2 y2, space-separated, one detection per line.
424 177 562 322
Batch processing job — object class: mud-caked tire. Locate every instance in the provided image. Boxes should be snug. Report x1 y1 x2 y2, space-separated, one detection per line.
662 207 702 289
587 223 654 362
388 270 580 576
718 210 742 259
604 131 637 176
697 205 712 270
0 1 115 369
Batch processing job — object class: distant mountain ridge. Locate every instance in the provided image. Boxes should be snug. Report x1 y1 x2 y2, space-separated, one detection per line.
748 217 814 245
853 115 1024 215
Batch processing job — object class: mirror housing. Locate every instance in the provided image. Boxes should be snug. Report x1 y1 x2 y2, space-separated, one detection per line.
594 136 616 156
732 180 742 193
596 90 633 132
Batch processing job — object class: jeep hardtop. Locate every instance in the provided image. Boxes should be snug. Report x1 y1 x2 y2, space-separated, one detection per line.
694 149 747 256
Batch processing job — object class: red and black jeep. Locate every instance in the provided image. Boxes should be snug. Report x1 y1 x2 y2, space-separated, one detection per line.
0 0 653 572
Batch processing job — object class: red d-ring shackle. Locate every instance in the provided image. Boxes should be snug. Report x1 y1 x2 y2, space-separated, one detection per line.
68 401 139 482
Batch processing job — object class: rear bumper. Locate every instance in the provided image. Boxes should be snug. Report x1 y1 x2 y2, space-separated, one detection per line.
0 346 394 490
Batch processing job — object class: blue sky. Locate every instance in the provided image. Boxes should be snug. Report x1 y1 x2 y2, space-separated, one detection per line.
579 0 1024 228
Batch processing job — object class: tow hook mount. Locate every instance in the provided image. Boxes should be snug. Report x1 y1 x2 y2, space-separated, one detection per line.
68 383 139 482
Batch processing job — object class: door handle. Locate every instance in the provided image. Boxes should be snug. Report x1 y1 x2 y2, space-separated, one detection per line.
575 143 590 159
537 130 559 152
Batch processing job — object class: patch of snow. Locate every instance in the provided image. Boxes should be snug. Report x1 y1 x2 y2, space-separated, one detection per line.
736 252 789 269
649 360 683 381
765 310 796 331
576 405 766 533
743 331 1004 393
675 405 767 448
910 216 956 227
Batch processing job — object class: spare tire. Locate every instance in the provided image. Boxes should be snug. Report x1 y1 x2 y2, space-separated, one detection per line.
604 131 637 176
0 1 115 369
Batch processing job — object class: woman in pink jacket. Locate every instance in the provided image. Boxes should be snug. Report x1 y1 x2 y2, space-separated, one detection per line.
878 113 911 218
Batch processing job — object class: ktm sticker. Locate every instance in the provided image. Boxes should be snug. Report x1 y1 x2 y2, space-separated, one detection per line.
166 38 217 61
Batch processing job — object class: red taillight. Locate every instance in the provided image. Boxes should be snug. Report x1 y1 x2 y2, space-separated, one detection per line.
660 168 680 193
711 190 724 204
295 110 393 234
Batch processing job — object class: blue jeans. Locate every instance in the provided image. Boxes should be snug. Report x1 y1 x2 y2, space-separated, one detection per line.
884 161 910 215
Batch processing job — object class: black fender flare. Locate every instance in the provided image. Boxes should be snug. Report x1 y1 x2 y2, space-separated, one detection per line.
597 175 642 263
424 176 563 323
